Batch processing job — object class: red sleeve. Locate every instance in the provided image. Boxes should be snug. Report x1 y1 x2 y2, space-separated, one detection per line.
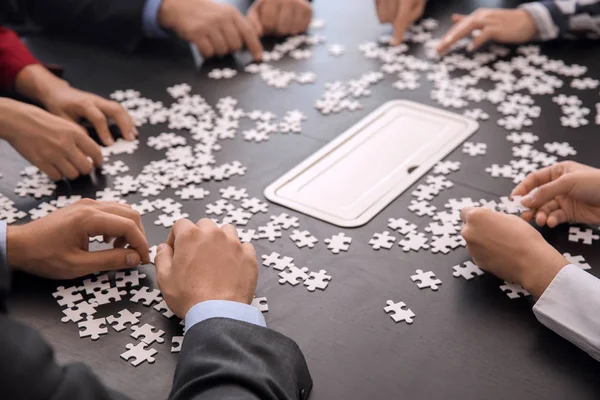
0 27 40 91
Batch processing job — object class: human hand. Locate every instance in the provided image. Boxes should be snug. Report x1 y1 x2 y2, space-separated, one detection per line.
6 199 150 279
0 98 103 181
247 0 313 37
436 9 537 55
154 219 258 318
375 0 426 45
460 207 568 298
159 0 263 61
15 64 136 146
512 161 600 228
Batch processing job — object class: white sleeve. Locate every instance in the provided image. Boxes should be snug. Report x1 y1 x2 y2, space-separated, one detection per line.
533 264 600 361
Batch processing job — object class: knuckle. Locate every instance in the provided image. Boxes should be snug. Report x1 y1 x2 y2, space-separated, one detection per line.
77 198 96 207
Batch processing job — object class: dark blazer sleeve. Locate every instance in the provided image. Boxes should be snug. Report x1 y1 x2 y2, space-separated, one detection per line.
0 313 129 400
170 318 313 400
19 0 147 50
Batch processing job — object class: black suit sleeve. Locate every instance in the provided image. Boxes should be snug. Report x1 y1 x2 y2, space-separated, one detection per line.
170 318 313 400
19 0 147 50
0 313 129 400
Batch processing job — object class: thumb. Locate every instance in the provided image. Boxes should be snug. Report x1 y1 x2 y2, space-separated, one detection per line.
76 248 142 274
247 8 264 36
452 13 466 23
460 206 476 224
155 243 174 273
521 177 572 209
391 1 412 46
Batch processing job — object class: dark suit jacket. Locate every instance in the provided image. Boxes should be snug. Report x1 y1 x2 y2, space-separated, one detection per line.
0 290 312 399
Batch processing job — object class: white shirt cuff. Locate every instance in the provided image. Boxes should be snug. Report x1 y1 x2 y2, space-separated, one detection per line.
185 300 267 332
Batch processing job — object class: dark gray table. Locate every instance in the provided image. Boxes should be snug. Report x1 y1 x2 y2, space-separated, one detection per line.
3 1 600 399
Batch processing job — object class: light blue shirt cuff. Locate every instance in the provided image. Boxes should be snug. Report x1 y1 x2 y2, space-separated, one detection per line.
185 300 267 332
0 221 6 272
143 0 170 38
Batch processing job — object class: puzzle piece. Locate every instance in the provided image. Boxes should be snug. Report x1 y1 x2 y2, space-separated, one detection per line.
153 299 176 318
324 232 352 254
433 161 461 175
411 184 440 201
369 231 396 250
115 270 147 288
261 252 295 271
107 309 142 332
398 233 429 252
543 141 577 157
408 200 436 217
290 230 318 249
500 282 530 299
219 186 248 201
131 323 166 345
497 196 529 214
241 197 269 213
79 274 111 295
120 342 157 367
425 175 454 191
268 213 300 230
279 266 310 286
237 228 256 243
445 198 480 211
171 336 184 353
410 269 442 291
251 297 269 312
61 301 97 323
388 218 417 235
78 316 108 340
130 286 162 306
88 287 128 306
429 234 461 254
424 222 458 236
384 300 415 324
304 270 332 292
452 261 484 280
568 227 600 245
563 253 591 270
175 185 209 200
52 285 83 307
462 142 487 156
257 225 282 242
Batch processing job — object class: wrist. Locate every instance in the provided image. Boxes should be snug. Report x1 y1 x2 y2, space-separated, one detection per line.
14 64 70 106
519 249 569 298
6 225 28 270
158 0 179 31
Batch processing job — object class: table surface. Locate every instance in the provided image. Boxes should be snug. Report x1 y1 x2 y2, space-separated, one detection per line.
3 1 600 399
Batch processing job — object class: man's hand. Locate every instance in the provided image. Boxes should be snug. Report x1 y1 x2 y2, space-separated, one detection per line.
512 161 600 228
159 0 263 61
436 9 537 54
247 0 313 37
460 207 568 298
0 98 103 181
155 219 258 319
6 199 150 279
375 0 426 45
15 64 136 146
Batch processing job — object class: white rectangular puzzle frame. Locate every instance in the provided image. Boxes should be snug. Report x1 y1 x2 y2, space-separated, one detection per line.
265 100 479 227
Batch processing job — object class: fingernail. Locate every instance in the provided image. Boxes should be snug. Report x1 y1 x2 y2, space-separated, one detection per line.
522 194 533 205
126 253 138 267
157 244 165 252
133 128 139 137
108 138 115 146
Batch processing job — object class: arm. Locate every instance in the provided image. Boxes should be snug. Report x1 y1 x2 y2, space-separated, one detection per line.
520 0 600 40
0 27 40 92
533 265 600 361
171 318 312 400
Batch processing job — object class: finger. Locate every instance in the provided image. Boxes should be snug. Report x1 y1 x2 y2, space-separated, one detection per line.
221 224 239 241
74 247 142 273
208 30 229 56
155 243 174 274
95 202 146 237
451 13 467 23
247 7 264 36
546 209 568 228
436 15 483 54
67 147 94 176
113 236 127 249
535 211 548 227
221 23 243 52
261 2 278 33
296 5 313 34
512 166 556 198
195 37 215 59
83 212 149 264
54 158 80 181
97 99 137 140
520 209 536 223
83 106 114 146
38 162 63 181
242 242 257 263
468 27 493 52
276 3 294 35
391 0 413 45
75 134 104 167
521 176 574 209
537 199 561 218
235 13 263 61
460 206 476 223
167 219 198 248
376 0 393 23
